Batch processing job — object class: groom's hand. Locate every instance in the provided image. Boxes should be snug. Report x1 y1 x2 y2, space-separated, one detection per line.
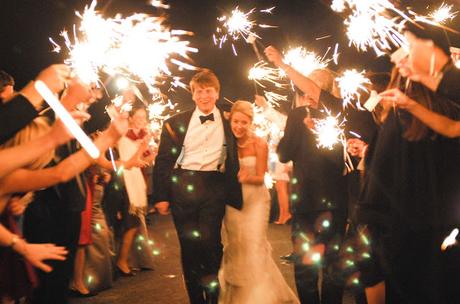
155 201 170 215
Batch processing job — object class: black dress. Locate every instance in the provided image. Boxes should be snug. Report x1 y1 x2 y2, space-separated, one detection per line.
358 109 460 303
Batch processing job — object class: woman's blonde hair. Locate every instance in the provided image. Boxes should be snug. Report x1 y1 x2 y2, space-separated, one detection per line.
1 117 54 169
309 69 341 99
230 100 254 121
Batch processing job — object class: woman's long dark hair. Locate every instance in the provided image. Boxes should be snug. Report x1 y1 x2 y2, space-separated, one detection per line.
387 67 460 141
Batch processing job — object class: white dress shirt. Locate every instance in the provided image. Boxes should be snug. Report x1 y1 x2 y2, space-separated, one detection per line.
179 107 225 171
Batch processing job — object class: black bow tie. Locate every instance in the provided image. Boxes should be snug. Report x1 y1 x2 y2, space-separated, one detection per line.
199 113 214 124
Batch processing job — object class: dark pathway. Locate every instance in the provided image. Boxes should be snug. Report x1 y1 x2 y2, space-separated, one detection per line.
70 213 356 303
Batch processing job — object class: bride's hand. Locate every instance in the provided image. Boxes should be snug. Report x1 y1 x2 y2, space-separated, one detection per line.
237 166 250 183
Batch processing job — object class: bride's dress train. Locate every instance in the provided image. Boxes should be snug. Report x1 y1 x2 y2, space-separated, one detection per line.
218 156 299 304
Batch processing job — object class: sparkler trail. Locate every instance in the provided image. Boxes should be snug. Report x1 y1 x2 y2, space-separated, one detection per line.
429 3 458 24
213 6 276 56
331 0 411 56
282 47 331 78
311 108 346 150
51 0 197 91
336 69 371 108
248 61 286 89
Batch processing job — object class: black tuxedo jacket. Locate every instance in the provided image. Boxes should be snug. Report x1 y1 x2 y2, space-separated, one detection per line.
277 91 347 214
152 107 243 210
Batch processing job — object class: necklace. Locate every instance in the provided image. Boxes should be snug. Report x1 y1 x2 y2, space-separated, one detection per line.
237 138 253 148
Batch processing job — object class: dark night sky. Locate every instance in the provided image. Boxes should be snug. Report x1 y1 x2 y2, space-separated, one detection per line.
0 0 445 109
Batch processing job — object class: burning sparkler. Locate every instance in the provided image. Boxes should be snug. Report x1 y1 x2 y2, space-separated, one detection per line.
336 69 371 108
311 108 346 150
248 61 286 89
282 47 331 78
51 0 197 92
213 6 276 56
429 3 458 24
332 0 410 56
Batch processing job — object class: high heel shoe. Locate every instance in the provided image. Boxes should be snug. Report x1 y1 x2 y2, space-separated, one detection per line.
116 266 136 277
274 214 292 225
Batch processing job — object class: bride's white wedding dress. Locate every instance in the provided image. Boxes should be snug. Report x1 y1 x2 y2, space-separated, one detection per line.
218 156 299 304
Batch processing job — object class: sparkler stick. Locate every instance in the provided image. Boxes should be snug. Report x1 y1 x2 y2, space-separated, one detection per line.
34 80 100 159
247 34 264 61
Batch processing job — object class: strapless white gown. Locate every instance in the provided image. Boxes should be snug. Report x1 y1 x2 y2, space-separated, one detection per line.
218 156 299 304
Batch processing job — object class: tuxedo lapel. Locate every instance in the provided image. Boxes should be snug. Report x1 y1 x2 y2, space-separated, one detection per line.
169 110 194 146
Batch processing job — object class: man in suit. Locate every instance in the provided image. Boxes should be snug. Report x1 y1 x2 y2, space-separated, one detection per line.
152 69 242 304
266 46 348 304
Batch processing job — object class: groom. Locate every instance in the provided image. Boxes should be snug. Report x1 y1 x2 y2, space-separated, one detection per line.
152 69 242 304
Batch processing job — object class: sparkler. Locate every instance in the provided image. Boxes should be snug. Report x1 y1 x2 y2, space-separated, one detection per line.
34 80 100 159
213 6 276 56
332 0 410 56
52 0 197 91
429 3 458 24
311 108 346 150
248 61 286 89
282 47 331 77
263 91 288 108
336 69 371 108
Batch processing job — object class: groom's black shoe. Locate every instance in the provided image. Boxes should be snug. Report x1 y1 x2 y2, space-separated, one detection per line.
280 252 297 263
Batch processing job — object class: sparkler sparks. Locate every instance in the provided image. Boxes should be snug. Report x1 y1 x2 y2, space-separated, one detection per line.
429 3 458 24
336 69 371 108
52 0 197 90
213 6 276 55
333 0 409 56
311 109 346 150
248 61 286 89
282 47 331 77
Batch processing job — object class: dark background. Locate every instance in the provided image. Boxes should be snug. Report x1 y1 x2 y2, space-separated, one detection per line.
0 0 452 110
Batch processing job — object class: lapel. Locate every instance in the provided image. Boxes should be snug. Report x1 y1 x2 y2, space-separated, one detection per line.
217 106 236 161
171 110 194 146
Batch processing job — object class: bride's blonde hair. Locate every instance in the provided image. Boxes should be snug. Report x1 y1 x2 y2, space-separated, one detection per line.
229 100 254 121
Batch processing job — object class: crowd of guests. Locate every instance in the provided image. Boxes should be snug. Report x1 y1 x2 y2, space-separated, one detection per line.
0 14 459 304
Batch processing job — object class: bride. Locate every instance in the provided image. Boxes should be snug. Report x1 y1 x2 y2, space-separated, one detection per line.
218 100 299 304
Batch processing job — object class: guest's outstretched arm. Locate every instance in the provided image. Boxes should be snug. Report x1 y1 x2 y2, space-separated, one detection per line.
265 45 321 101
0 114 128 198
380 88 460 138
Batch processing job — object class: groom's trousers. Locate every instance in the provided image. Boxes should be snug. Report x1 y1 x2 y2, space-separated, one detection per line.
170 169 226 304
